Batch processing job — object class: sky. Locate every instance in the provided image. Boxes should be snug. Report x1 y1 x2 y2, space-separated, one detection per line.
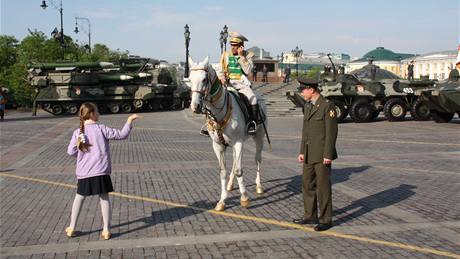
1 0 459 62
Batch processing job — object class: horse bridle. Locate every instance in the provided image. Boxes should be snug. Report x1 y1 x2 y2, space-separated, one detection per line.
190 66 227 118
190 67 212 99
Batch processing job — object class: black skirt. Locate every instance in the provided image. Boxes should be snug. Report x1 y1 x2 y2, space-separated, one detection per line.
77 175 113 196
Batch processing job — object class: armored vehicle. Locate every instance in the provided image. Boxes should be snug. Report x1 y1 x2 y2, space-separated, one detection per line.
28 58 190 115
417 80 460 123
286 55 434 123
349 65 435 121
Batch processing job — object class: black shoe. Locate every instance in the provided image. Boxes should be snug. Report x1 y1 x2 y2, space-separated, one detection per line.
200 129 209 137
293 218 318 225
314 223 332 231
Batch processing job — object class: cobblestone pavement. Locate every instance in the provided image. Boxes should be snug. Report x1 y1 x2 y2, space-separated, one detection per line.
0 109 459 258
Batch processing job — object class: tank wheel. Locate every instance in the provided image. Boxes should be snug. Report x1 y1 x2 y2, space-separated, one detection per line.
431 111 454 123
42 103 51 110
383 98 407 121
331 100 348 123
410 99 430 121
349 99 374 123
121 103 133 113
133 99 144 109
51 104 63 115
108 103 120 114
67 104 79 115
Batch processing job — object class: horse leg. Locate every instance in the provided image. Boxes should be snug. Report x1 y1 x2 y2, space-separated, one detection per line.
212 141 227 211
226 148 236 191
233 141 249 208
254 129 264 195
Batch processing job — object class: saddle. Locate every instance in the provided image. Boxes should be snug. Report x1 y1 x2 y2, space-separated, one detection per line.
227 87 265 125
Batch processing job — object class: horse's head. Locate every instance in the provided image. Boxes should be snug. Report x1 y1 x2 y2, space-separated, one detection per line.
188 56 210 114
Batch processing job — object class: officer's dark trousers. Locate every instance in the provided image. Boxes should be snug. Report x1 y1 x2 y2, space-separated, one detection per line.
302 162 332 224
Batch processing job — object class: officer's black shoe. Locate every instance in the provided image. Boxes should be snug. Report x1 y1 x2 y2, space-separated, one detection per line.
247 121 257 135
292 218 318 225
314 223 332 231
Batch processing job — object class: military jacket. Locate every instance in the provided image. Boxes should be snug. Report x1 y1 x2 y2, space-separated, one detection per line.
300 95 338 164
220 51 254 81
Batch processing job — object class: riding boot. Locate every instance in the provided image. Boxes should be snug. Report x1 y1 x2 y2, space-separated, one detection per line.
248 104 259 135
200 123 210 137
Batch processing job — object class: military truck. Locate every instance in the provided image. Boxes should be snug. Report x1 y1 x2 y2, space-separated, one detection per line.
417 80 460 123
28 58 190 115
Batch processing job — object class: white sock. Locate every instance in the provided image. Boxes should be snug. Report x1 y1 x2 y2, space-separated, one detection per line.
69 194 85 229
99 193 111 232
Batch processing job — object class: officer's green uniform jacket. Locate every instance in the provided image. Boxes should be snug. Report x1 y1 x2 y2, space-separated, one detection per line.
300 95 338 164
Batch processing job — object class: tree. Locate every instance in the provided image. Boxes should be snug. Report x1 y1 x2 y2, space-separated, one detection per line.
0 35 18 70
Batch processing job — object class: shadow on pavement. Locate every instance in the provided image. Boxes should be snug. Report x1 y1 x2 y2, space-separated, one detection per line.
78 197 243 238
248 165 370 209
334 184 417 225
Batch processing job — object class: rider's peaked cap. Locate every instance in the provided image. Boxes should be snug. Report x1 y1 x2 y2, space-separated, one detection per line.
297 78 319 92
229 32 249 45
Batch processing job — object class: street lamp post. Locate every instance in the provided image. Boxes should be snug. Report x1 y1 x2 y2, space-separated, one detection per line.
184 24 191 78
291 46 303 76
41 0 64 58
222 25 228 52
74 17 91 53
219 30 224 54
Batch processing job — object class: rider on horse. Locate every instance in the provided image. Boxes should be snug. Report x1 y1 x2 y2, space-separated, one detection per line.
201 31 260 136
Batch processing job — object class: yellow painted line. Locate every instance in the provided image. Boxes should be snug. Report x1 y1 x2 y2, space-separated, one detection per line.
1 172 459 259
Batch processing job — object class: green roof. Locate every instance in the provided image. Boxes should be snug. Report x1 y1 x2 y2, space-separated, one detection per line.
352 47 416 63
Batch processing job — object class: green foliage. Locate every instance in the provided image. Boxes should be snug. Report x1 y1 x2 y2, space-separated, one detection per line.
0 31 130 107
291 67 322 80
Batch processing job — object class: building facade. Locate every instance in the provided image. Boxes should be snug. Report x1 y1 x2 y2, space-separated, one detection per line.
347 47 415 75
400 51 457 80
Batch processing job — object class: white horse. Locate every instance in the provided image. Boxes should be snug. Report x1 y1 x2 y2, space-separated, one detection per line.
188 56 267 211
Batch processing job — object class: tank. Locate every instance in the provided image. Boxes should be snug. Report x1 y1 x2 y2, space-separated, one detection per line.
28 58 191 115
417 80 460 123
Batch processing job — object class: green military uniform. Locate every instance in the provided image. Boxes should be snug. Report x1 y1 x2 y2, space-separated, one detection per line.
299 79 338 224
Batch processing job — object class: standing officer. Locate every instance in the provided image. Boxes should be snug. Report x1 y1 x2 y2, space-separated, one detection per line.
407 61 415 81
293 78 338 232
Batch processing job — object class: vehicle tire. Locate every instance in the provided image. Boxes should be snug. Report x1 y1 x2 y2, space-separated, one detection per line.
331 100 348 123
410 99 431 121
51 104 63 115
349 99 373 123
431 111 454 123
383 98 407 121
121 103 133 113
67 104 79 115
108 103 120 114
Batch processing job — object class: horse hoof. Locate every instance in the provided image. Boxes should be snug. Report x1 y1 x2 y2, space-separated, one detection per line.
215 202 225 211
240 198 250 208
256 186 264 195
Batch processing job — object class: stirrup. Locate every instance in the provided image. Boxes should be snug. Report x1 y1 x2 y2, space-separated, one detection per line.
247 121 257 135
200 124 210 137
200 129 210 137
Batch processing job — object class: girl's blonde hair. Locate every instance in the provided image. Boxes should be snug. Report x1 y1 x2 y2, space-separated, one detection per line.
77 102 97 151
